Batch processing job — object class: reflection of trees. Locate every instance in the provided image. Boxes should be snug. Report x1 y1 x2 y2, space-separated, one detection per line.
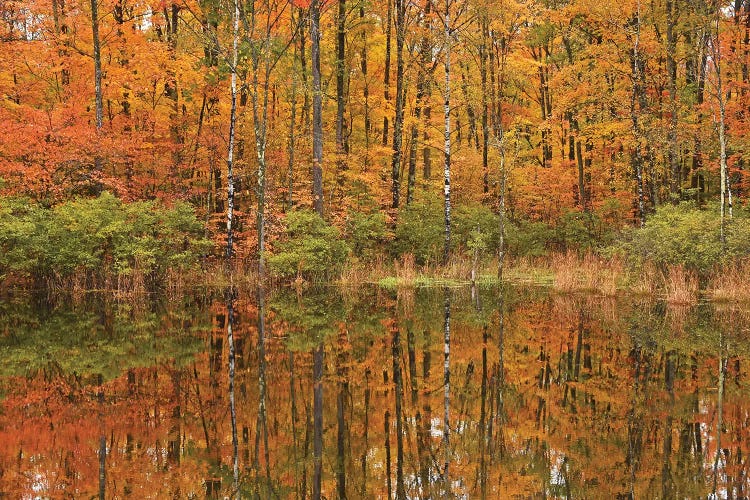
5 289 750 497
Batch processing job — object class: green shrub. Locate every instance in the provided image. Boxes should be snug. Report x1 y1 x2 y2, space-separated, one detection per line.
0 193 210 283
453 204 500 252
393 199 444 264
505 219 555 258
0 199 45 276
268 209 349 279
345 209 387 259
556 210 600 251
618 202 750 272
394 200 502 264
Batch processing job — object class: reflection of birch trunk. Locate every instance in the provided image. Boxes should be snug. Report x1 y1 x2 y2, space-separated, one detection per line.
420 332 432 496
407 328 423 490
493 288 505 454
385 408 392 499
392 324 406 499
661 351 675 498
627 342 649 498
193 363 211 453
442 287 451 486
227 293 239 498
479 323 488 498
289 352 301 497
336 330 348 499
254 286 270 492
312 342 324 500
713 338 727 496
360 369 371 496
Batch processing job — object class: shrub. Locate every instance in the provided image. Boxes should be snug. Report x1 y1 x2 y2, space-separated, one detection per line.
394 200 502 264
453 204 500 252
345 209 387 259
505 219 555 258
393 199 444 265
619 202 750 273
268 209 349 279
0 193 210 285
556 210 600 251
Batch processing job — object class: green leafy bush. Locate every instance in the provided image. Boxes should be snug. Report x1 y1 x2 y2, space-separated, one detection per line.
453 204 500 252
618 203 750 272
393 199 444 264
394 199 503 264
345 209 387 259
0 192 210 283
505 219 555 257
268 209 349 279
556 210 600 251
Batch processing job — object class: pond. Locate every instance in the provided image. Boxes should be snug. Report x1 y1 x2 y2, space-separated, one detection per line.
0 285 747 498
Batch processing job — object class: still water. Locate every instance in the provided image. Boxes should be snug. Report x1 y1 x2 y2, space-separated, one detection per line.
0 285 747 498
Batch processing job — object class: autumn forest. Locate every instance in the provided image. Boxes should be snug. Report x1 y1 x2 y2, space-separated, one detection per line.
1 0 750 283
2 0 750 498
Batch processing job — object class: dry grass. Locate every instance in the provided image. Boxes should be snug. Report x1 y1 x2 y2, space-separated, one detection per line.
707 259 750 303
629 261 660 296
663 265 699 305
549 251 623 296
550 252 580 293
395 253 417 284
581 253 623 296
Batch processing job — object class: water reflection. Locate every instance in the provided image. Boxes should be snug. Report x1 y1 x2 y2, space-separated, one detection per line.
1 288 750 497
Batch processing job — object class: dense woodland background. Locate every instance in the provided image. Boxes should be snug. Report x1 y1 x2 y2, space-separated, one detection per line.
1 0 749 282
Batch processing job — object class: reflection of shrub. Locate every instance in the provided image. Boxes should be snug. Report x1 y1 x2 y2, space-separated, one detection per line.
270 287 345 350
268 210 349 279
0 192 210 284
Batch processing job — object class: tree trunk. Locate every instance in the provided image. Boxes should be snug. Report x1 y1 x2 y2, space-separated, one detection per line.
714 12 730 245
336 0 347 191
391 0 406 209
225 5 240 496
311 0 324 216
91 0 103 131
443 0 452 264
407 1 430 204
480 16 489 195
383 0 393 146
360 7 371 169
666 0 680 201
310 0 325 495
630 7 646 227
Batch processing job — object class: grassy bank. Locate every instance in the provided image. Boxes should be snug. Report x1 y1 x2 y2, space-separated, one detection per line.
336 251 750 305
